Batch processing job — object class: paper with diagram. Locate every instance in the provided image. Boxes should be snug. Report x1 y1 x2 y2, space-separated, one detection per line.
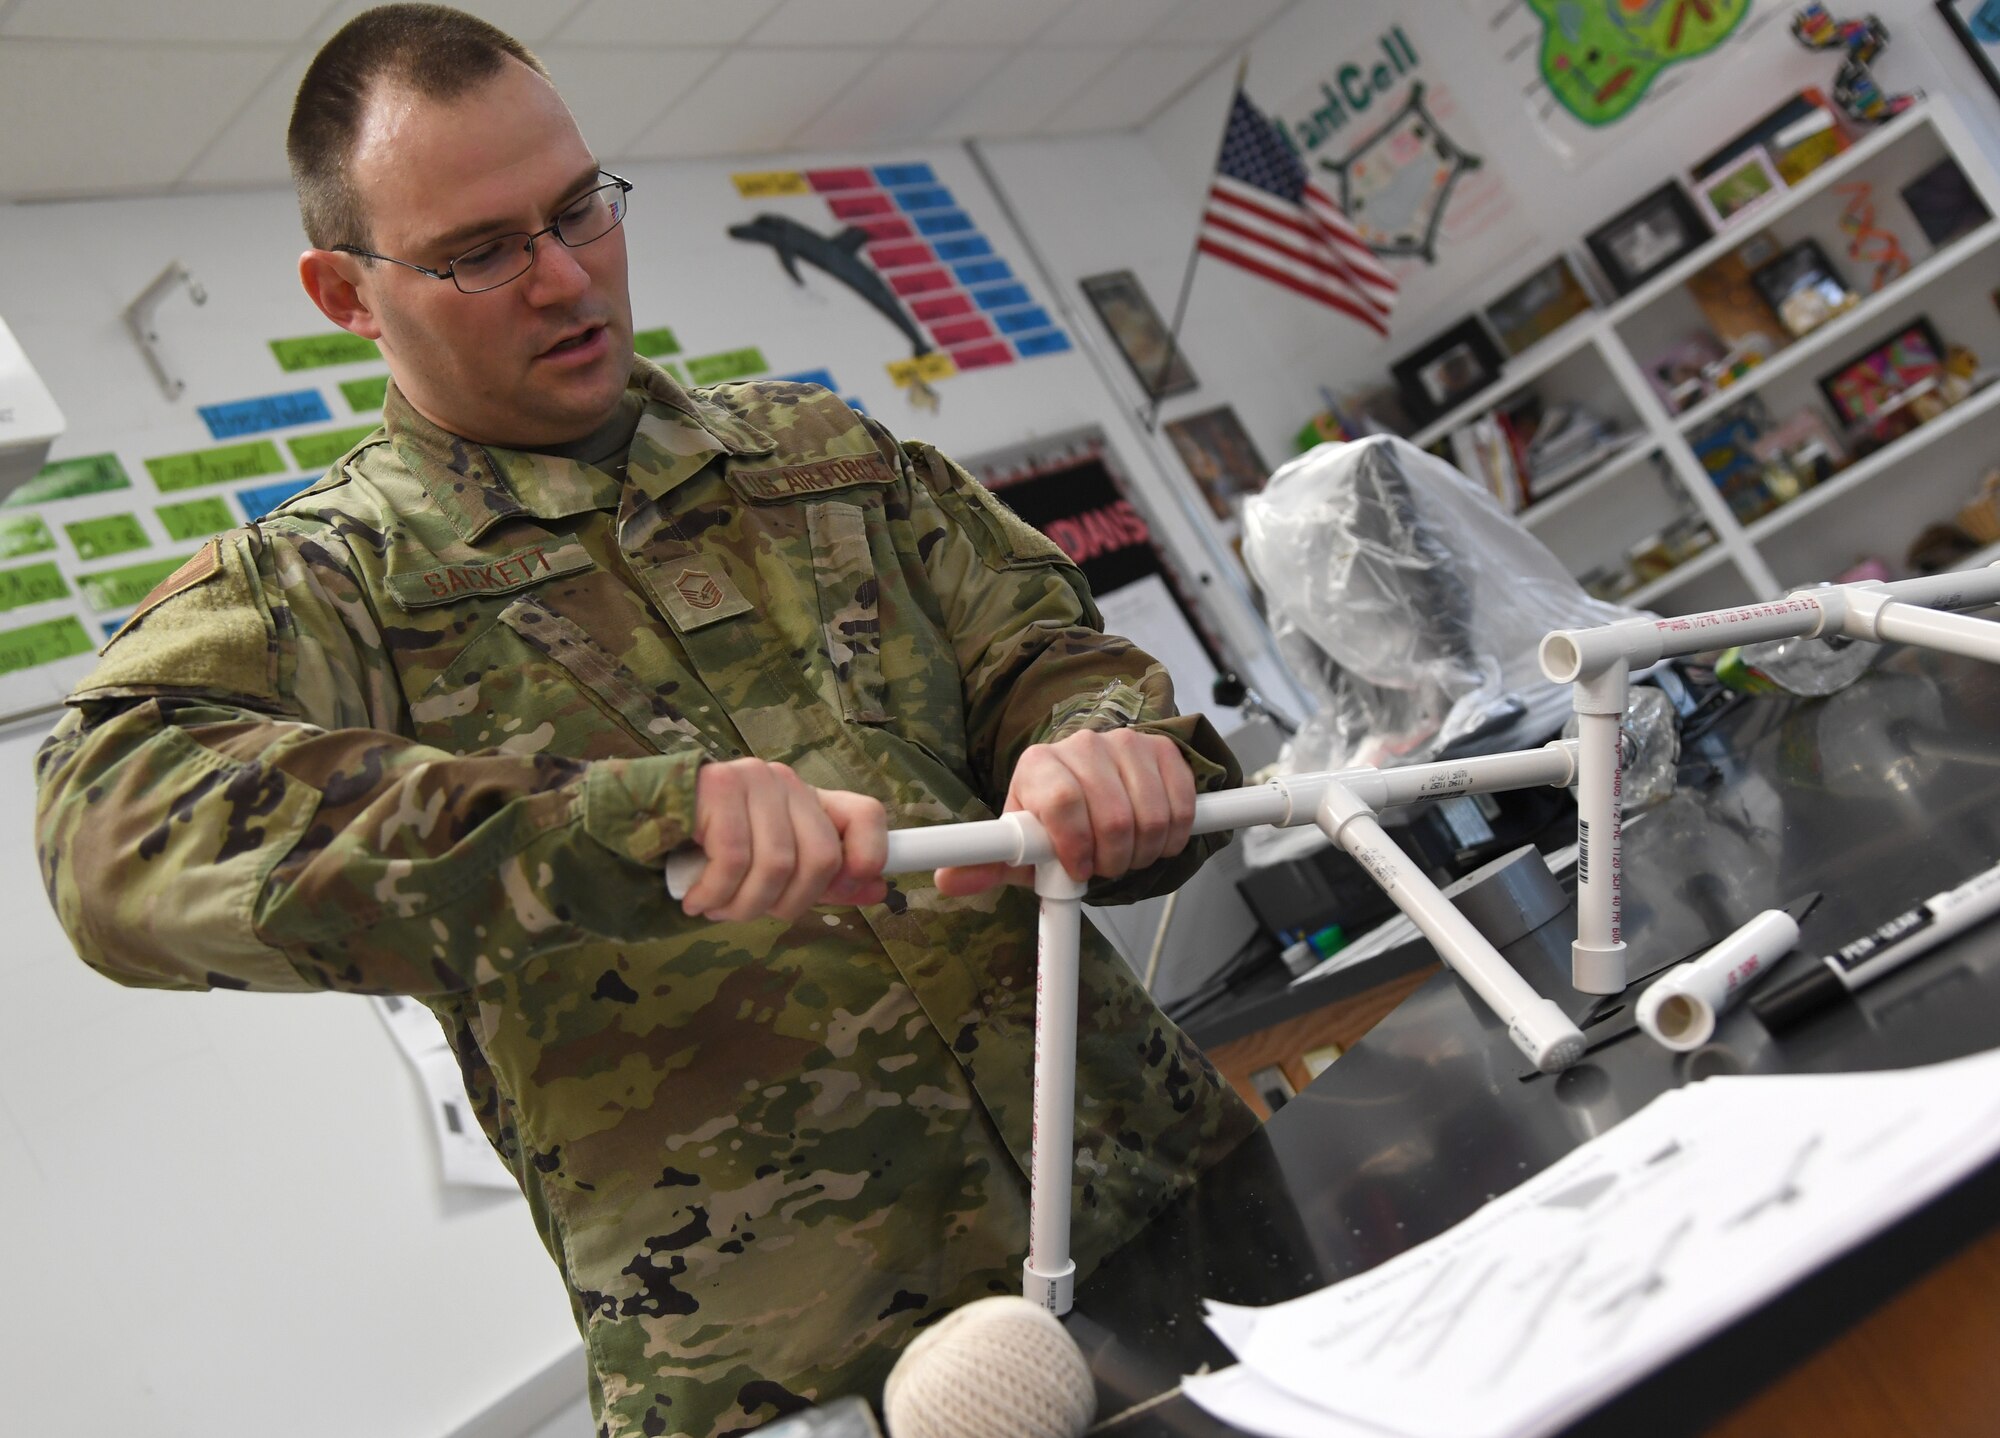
1187 1046 2000 1437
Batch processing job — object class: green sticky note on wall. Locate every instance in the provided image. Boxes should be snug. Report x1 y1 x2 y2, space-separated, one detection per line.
340 375 390 412
633 326 682 358
156 498 236 541
0 515 55 559
270 333 381 371
0 615 94 675
65 514 150 561
0 560 70 612
146 440 286 493
288 423 380 470
684 347 768 385
6 453 132 507
78 555 190 613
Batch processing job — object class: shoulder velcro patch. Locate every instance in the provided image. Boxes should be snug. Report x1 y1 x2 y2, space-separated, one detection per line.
908 442 1073 572
73 533 282 705
104 539 223 647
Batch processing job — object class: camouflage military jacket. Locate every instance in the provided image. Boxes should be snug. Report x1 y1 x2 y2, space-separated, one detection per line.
35 360 1256 1437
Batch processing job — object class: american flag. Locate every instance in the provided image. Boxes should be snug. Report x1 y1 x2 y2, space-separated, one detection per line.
1198 89 1397 336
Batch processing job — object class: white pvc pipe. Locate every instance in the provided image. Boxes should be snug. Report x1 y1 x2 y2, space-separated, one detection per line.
1024 854 1087 1316
1869 562 2000 612
1369 740 1577 808
1314 781 1584 1073
1569 664 1628 995
1540 597 1828 683
664 745 1585 897
1538 564 2000 685
657 744 1596 1313
1853 598 2000 665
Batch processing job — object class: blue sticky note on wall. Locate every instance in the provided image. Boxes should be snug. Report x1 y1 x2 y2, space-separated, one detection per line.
776 369 840 392
931 236 993 262
892 186 955 213
236 477 315 520
1013 331 1073 357
914 211 974 237
874 164 936 188
952 259 1012 286
992 306 1053 335
199 389 332 440
971 283 1032 311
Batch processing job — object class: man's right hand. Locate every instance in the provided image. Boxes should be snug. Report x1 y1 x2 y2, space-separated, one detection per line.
679 758 889 923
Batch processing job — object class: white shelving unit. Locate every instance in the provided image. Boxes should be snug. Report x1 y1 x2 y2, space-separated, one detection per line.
1416 99 2000 608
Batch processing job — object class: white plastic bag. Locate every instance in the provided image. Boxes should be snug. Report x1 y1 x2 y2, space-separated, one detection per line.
1242 435 1637 774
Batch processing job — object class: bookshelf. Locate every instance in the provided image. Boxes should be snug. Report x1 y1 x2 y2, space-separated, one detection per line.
1413 99 2000 608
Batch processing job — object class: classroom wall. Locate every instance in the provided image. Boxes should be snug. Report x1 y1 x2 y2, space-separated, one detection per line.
16 7 2000 1432
988 0 2000 473
0 138 1276 1437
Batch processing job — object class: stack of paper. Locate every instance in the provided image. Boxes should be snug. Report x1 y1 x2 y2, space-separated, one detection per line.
1185 1046 2000 1437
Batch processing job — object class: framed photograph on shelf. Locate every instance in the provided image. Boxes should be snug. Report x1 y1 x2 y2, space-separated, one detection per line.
1750 239 1855 337
1900 157 1991 246
1079 270 1197 401
1689 88 1849 187
1164 406 1272 520
1646 333 1728 413
1937 0 2000 105
1691 147 1784 228
1483 254 1597 356
1389 317 1506 425
1585 182 1715 295
1816 317 1947 426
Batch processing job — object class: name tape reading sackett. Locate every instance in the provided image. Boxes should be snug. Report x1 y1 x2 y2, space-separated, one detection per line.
386 542 591 608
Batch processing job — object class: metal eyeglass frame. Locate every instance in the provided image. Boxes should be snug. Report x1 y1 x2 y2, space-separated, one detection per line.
330 171 634 294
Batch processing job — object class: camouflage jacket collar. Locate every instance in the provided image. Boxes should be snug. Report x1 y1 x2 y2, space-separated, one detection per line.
381 357 775 543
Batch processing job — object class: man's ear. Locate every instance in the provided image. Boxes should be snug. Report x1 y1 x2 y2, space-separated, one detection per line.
298 250 384 340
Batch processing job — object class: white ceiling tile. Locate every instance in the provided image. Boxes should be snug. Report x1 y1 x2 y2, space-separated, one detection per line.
1 0 324 43
0 41 286 198
178 1 605 192
903 0 1073 46
448 0 595 44
1036 0 1183 47
537 44 719 158
749 0 941 46
553 0 785 47
626 48 878 158
1042 44 1225 133
791 46 1009 150
177 55 308 191
1153 0 1293 44
933 46 1119 140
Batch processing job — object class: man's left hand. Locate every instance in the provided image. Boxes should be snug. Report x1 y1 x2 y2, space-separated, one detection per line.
933 728 1196 896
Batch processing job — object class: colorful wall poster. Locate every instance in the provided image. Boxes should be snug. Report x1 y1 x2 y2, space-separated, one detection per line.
1472 0 1780 166
1271 22 1527 313
727 162 1072 393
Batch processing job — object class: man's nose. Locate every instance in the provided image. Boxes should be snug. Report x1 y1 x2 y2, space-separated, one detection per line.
521 234 591 304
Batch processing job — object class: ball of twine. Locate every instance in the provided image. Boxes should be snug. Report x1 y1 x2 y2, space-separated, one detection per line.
882 1295 1097 1438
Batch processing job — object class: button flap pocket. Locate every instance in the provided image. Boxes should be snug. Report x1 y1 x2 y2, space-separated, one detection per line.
808 499 887 724
498 591 718 755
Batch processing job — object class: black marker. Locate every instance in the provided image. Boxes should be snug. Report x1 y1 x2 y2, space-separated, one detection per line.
1751 859 2000 1032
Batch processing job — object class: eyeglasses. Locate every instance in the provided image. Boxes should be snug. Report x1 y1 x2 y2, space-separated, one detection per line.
333 172 633 294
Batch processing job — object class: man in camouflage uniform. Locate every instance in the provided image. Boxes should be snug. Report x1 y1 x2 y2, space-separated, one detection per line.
33 7 1257 1434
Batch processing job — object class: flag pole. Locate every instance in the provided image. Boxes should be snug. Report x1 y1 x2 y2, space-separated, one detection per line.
1143 53 1251 435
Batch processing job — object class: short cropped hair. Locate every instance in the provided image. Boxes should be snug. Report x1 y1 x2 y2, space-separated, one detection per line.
287 4 550 249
